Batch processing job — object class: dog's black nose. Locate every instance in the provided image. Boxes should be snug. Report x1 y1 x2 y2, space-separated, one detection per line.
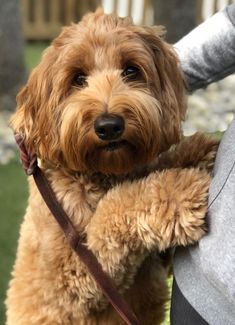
94 115 125 141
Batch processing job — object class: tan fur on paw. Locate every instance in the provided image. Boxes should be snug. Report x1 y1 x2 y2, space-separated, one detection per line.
149 168 210 250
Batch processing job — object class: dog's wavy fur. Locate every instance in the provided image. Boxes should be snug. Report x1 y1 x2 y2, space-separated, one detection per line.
6 9 218 324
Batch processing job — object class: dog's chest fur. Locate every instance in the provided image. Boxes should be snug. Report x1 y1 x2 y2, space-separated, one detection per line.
13 167 167 323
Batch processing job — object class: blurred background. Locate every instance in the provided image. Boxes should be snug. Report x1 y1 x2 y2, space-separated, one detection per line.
0 0 234 324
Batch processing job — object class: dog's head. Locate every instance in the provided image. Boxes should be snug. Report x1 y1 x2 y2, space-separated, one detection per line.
11 10 186 175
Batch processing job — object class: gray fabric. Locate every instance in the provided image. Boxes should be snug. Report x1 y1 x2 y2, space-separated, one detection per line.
174 119 235 324
175 5 235 91
173 5 235 324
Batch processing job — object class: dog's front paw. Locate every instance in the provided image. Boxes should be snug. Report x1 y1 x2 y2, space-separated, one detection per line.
189 133 219 172
167 133 219 172
150 168 210 250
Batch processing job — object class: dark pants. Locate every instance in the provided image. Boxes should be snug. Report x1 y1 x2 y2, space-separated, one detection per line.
170 278 209 325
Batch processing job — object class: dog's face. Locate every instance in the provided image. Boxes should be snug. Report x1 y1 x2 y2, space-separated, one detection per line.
11 10 186 175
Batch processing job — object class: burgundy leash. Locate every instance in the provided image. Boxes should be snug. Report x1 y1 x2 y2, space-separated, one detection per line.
14 134 140 325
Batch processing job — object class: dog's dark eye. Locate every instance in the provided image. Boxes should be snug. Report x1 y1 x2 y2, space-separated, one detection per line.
122 66 140 81
73 72 87 87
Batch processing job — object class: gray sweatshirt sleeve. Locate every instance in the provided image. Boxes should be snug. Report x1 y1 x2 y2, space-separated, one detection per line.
173 6 235 324
175 5 235 91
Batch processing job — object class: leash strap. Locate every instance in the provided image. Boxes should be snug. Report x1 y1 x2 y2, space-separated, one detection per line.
14 134 140 325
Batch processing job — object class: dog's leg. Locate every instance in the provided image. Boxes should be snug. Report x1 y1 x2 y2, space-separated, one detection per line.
157 132 219 172
87 167 210 286
84 168 210 322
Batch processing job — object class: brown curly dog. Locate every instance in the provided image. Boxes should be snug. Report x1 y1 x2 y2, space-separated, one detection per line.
6 9 218 325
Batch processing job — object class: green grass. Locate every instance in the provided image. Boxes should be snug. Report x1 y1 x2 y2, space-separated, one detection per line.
0 41 46 324
0 159 28 324
25 41 48 71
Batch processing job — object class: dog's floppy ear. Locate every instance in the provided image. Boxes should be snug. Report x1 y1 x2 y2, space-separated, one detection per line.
10 46 58 154
135 25 186 117
132 25 186 148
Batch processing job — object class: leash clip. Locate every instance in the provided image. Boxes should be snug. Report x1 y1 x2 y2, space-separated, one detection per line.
14 133 38 175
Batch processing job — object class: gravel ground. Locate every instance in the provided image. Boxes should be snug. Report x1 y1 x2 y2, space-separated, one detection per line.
183 74 235 135
0 74 234 164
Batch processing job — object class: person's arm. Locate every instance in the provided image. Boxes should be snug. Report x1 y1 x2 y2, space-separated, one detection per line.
175 4 235 92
